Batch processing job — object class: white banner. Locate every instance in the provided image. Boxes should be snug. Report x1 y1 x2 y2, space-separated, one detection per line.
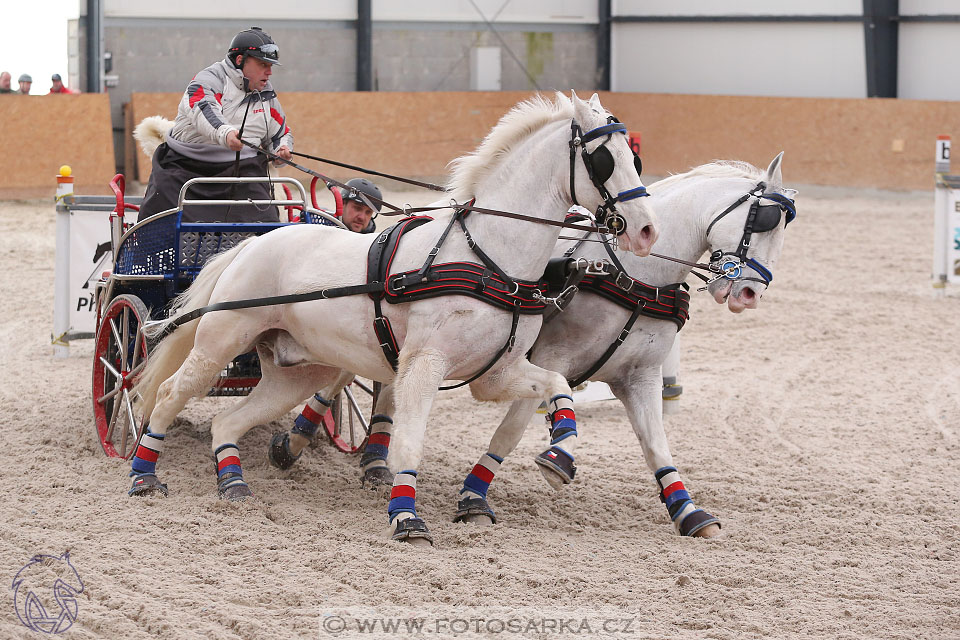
67 210 112 335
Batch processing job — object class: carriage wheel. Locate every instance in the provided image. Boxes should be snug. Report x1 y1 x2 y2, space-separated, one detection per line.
92 294 150 459
321 379 381 454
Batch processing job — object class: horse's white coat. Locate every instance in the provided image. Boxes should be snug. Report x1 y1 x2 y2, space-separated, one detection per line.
476 154 792 533
133 92 659 535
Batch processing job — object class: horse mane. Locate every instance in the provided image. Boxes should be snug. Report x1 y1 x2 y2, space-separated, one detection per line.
651 160 764 191
446 92 574 198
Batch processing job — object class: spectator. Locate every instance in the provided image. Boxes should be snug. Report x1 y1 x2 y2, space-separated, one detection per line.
49 74 78 94
17 74 32 95
137 26 293 223
0 72 12 94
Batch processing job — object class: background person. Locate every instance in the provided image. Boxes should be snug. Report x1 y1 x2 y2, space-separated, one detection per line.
338 178 381 233
137 26 293 223
17 74 32 95
49 74 77 94
0 72 12 94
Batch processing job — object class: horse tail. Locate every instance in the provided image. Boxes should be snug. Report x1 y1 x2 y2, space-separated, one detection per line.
134 238 256 417
133 116 174 158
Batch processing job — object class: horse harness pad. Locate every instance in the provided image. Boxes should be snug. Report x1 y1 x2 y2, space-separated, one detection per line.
366 207 546 382
366 215 434 367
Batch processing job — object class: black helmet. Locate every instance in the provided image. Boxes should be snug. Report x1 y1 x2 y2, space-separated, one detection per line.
340 178 382 213
228 27 281 68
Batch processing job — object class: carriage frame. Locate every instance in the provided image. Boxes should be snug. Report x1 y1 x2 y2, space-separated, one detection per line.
91 174 378 459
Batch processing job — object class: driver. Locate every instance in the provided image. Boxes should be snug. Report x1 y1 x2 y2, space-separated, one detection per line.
137 27 293 223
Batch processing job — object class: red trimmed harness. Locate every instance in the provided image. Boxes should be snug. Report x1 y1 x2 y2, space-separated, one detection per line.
366 203 546 388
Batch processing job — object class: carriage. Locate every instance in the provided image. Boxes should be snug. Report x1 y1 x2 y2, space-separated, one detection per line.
90 174 378 460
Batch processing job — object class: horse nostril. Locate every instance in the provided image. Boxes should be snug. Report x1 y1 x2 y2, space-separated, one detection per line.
740 287 756 303
640 225 654 243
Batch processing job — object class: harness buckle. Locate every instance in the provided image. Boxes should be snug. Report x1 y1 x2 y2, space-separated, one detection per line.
427 247 439 257
614 271 634 292
388 275 405 292
377 232 389 244
617 327 631 343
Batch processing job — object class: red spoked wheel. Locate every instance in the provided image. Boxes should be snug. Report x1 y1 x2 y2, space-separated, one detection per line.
321 379 381 454
92 294 150 459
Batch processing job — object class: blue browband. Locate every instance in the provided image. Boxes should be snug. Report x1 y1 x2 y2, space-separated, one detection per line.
581 121 627 144
617 186 650 202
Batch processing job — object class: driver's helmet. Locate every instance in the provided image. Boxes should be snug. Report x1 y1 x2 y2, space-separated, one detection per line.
228 27 282 68
340 178 382 214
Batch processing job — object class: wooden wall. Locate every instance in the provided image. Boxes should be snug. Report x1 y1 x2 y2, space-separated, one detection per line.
131 91 960 191
0 94 115 199
5 91 958 200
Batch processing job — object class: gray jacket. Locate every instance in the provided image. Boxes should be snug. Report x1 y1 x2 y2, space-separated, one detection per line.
167 57 294 163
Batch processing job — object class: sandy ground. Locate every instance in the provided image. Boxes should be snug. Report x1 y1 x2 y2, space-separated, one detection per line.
0 181 958 639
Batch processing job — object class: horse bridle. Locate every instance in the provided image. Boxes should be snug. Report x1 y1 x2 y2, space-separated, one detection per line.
569 116 649 235
702 181 797 287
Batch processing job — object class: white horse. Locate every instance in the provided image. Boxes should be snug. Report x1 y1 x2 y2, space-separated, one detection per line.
127 92 658 544
445 155 796 538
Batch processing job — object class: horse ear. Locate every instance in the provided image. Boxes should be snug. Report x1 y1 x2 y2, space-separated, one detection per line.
587 93 603 112
571 91 592 123
765 151 784 189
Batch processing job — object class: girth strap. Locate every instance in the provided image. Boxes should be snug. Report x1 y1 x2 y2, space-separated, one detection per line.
438 302 521 390
567 302 645 388
566 280 689 388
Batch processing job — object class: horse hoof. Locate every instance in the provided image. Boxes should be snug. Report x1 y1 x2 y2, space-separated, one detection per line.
219 483 254 501
128 474 168 497
391 517 434 546
534 446 576 490
453 496 496 525
679 510 721 537
268 432 300 470
692 523 722 538
362 466 394 489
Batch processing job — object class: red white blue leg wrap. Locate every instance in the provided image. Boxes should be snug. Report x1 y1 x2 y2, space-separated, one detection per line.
388 470 418 521
655 466 720 536
292 393 330 439
215 443 249 495
547 394 577 446
130 430 164 476
460 453 503 498
360 415 392 469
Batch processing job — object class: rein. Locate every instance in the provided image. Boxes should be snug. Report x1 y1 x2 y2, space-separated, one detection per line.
244 140 609 236
290 150 447 192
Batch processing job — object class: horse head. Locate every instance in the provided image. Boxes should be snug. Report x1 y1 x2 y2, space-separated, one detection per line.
705 152 796 312
569 92 658 257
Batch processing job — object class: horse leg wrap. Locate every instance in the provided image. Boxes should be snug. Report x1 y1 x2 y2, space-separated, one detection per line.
655 466 720 536
388 470 419 521
215 443 253 500
360 415 394 488
388 471 432 545
454 453 503 523
128 430 168 497
291 393 331 440
534 395 577 484
546 394 577 445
